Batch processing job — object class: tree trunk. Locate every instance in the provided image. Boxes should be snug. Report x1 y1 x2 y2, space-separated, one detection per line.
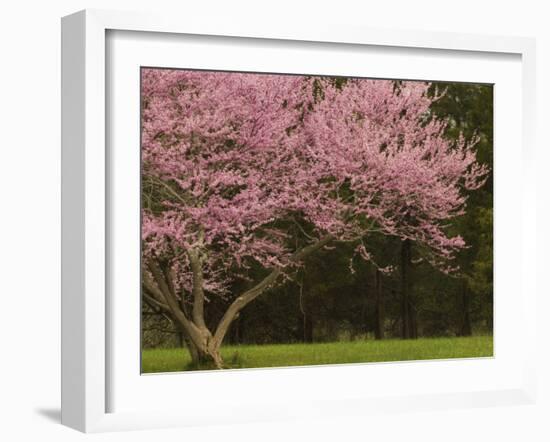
145 236 334 370
401 240 412 339
231 314 241 345
409 302 418 339
299 279 314 343
183 331 224 369
177 330 185 348
182 332 199 362
459 279 472 336
192 345 224 369
374 269 384 340
303 314 314 343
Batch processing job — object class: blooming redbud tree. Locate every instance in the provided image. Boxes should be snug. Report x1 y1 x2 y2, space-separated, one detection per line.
141 68 488 368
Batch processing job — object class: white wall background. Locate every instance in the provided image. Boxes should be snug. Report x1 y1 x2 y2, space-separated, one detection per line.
0 1 547 441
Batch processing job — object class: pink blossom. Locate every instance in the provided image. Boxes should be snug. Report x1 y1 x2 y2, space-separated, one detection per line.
141 69 488 298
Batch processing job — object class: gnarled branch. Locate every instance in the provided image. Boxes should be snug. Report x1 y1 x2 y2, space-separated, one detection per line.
213 235 334 346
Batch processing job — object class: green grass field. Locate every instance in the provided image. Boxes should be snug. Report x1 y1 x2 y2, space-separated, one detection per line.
141 335 493 373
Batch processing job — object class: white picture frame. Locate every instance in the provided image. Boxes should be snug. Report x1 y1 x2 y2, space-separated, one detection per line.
61 9 537 433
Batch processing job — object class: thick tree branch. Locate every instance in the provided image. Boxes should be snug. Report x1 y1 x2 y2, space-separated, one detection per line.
147 259 205 346
142 270 168 304
188 250 207 328
213 235 334 346
142 290 170 313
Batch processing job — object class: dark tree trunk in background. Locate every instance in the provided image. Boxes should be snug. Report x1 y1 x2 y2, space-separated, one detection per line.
374 269 384 340
303 313 314 343
459 279 472 336
177 330 185 348
400 240 417 339
401 240 411 339
299 277 314 343
409 302 418 339
231 314 241 344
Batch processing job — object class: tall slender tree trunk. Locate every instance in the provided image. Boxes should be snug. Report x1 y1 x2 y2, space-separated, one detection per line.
459 278 472 336
299 279 314 343
401 240 412 339
374 269 384 340
409 303 418 339
303 314 314 343
231 314 241 345
177 330 185 348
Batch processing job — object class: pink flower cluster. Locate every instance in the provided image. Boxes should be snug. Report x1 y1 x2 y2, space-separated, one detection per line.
141 68 488 297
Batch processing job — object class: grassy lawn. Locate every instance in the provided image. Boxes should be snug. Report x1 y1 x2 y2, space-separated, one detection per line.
142 335 493 373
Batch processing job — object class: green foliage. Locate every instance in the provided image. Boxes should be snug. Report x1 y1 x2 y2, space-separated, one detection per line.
411 81 494 335
466 207 493 295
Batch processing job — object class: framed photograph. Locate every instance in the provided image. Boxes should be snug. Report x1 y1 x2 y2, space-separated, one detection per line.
61 9 537 432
